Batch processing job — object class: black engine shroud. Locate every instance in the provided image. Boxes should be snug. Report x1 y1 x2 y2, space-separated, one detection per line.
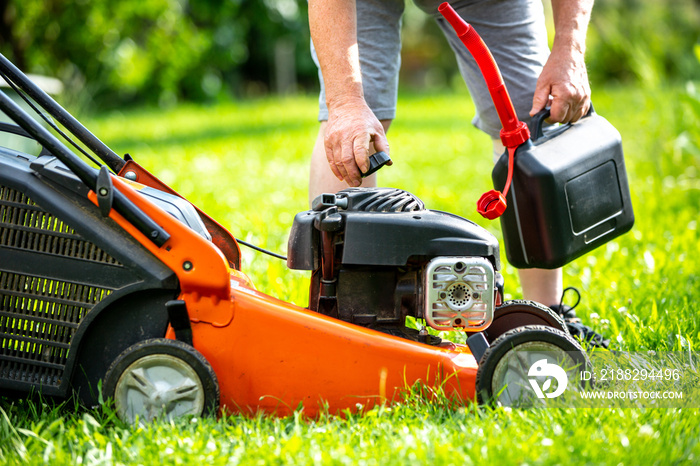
287 188 502 342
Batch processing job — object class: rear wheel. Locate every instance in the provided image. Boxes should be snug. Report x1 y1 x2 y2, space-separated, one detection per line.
476 325 589 407
104 338 219 424
483 300 567 344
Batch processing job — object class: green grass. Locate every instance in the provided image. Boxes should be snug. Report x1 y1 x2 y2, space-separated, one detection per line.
2 85 699 464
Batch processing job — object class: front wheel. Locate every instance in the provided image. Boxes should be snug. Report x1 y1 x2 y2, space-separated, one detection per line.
103 338 219 424
475 325 589 407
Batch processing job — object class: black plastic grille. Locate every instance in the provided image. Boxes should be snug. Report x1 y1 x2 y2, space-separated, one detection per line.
0 185 118 388
0 271 113 387
0 185 120 265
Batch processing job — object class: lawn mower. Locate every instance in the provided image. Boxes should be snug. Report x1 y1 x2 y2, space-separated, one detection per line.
0 7 599 422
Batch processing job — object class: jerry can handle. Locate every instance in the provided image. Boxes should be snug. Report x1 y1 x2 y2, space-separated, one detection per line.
531 103 596 142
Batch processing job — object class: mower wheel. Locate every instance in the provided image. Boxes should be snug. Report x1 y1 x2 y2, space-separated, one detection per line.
103 338 219 424
475 325 589 407
482 300 567 344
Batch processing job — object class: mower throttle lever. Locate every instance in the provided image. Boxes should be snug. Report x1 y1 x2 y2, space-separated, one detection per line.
361 151 392 178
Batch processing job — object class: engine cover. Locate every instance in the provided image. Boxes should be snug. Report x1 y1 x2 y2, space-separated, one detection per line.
287 188 500 270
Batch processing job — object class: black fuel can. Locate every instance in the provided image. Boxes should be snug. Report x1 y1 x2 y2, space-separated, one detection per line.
492 107 635 269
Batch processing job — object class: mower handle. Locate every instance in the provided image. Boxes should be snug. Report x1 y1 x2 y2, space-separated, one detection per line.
0 53 126 172
0 81 170 246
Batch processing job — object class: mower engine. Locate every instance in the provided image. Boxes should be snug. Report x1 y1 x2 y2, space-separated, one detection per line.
288 188 503 343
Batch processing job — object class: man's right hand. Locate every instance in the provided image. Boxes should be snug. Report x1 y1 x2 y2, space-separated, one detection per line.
324 97 391 187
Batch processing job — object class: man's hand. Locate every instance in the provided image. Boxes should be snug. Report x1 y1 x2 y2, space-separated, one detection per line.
324 97 390 187
530 0 593 124
309 0 391 188
530 45 591 123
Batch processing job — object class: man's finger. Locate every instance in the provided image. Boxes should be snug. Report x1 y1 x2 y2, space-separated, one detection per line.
530 85 551 117
372 132 390 157
340 142 362 186
548 99 571 123
353 135 371 174
570 100 589 123
324 141 344 182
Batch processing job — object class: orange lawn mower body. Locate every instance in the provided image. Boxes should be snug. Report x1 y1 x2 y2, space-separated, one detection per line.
99 172 482 417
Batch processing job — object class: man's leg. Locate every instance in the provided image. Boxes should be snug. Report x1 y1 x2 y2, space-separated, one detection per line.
309 120 392 205
518 265 563 305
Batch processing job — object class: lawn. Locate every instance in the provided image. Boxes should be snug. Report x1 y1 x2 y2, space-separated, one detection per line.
1 84 699 464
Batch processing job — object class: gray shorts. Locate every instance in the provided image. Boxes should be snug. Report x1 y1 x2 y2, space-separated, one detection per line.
311 0 550 139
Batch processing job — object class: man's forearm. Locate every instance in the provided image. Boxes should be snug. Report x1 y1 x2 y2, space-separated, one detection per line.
530 0 592 120
308 0 364 109
307 0 388 186
550 0 594 55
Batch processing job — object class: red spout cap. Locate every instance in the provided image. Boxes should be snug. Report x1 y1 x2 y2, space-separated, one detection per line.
477 190 507 220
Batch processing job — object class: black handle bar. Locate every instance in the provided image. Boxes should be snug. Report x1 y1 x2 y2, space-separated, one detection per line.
0 68 170 246
0 53 125 172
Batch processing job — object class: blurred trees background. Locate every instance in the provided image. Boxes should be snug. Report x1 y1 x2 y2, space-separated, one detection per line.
0 0 317 107
0 0 698 109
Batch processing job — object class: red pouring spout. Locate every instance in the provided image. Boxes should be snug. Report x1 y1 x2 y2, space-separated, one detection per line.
438 2 529 218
